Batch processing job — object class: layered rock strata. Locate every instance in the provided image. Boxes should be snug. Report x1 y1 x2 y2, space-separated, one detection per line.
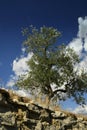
0 88 87 130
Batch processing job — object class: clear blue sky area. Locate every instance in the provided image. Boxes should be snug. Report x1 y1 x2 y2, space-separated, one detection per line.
0 0 87 111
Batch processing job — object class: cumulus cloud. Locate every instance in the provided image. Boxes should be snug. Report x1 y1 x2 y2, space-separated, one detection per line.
69 17 87 55
75 55 87 72
78 17 87 52
68 17 87 73
21 47 26 54
78 17 87 38
69 38 83 55
84 37 87 51
6 51 33 87
72 105 87 114
6 75 17 87
12 53 32 76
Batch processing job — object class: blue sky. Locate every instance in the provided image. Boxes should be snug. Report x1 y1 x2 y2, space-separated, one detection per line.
0 0 87 113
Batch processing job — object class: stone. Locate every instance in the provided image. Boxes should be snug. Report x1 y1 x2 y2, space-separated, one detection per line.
40 109 51 123
50 125 56 130
35 121 42 130
0 88 87 130
0 112 16 126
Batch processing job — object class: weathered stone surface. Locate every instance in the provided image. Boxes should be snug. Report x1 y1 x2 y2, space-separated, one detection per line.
0 112 16 126
0 88 87 130
35 121 42 130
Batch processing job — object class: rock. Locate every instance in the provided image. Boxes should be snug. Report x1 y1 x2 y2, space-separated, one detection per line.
40 109 51 123
35 121 42 130
50 125 56 130
52 110 67 119
0 88 87 130
0 112 16 126
42 122 50 130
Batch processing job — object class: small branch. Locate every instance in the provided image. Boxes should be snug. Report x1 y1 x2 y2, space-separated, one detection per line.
53 89 67 95
48 89 67 99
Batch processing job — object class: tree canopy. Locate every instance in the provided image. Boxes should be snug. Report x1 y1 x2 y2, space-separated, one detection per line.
17 26 87 105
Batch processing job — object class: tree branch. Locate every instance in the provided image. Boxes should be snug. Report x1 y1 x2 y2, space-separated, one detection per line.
53 89 67 95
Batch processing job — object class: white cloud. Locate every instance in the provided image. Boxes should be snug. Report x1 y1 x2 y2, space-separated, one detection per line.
21 47 26 54
13 52 33 76
69 17 87 52
77 17 87 52
13 56 28 76
69 38 83 55
76 56 87 70
84 37 87 51
72 105 87 114
78 17 87 38
68 17 87 73
6 52 33 87
6 75 17 87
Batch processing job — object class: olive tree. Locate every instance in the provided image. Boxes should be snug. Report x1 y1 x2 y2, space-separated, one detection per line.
17 26 87 106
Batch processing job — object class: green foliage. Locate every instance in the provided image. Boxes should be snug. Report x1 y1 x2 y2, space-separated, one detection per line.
17 26 87 105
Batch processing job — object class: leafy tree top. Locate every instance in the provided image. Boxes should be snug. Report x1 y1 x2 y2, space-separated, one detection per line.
17 26 87 105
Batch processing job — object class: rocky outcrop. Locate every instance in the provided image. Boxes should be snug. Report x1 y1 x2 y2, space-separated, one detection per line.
0 88 87 130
